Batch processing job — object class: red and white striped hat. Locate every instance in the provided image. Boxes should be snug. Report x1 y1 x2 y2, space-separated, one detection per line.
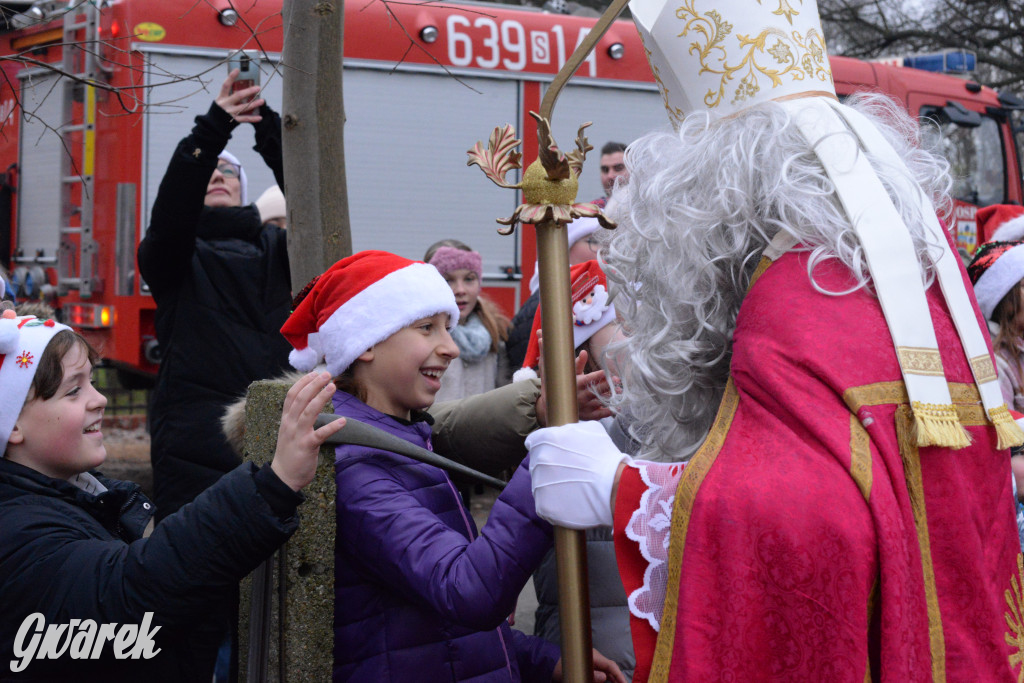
0 312 72 450
281 251 460 377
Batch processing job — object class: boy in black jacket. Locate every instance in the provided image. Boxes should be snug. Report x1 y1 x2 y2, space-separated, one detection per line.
0 311 343 681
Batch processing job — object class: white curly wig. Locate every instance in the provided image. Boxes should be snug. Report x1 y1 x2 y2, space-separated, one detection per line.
600 93 953 462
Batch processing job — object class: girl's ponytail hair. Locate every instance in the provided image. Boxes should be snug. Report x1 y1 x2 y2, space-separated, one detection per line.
474 295 509 353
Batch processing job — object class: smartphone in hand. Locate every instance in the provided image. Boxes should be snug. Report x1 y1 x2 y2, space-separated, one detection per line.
228 50 261 101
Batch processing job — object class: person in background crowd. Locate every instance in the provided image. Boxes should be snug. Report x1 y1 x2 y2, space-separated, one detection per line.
137 68 292 683
425 239 510 402
966 204 1024 545
507 216 606 369
138 69 292 523
594 141 628 208
0 266 12 303
280 251 625 683
255 184 286 229
968 205 1024 415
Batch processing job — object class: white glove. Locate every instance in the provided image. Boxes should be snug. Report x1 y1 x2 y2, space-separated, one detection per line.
527 421 631 529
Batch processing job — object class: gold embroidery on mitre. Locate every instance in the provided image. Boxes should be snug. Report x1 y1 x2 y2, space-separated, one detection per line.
674 0 831 110
758 0 800 25
1006 554 1024 681
896 347 946 377
970 354 998 384
642 43 687 127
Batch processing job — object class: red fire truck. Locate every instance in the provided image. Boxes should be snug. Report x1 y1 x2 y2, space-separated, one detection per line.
0 0 1020 381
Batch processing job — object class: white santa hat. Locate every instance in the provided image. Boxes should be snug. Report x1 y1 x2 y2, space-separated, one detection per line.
0 312 72 451
528 216 602 295
218 149 248 205
255 184 285 223
280 250 461 377
514 259 616 382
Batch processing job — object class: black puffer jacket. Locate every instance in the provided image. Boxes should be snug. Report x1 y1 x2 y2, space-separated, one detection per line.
0 458 302 681
138 103 292 521
506 290 540 370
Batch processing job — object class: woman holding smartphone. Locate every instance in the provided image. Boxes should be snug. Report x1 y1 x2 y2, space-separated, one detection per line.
136 65 290 680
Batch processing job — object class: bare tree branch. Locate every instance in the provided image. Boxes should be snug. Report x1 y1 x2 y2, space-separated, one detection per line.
820 0 1024 89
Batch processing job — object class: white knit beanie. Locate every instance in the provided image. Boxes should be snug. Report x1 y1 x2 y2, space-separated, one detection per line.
218 150 248 205
0 313 72 450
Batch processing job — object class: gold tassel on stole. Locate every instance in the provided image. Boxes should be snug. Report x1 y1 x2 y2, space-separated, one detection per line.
988 404 1024 450
910 402 971 449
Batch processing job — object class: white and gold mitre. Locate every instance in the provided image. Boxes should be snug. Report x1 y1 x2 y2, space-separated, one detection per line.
631 0 834 125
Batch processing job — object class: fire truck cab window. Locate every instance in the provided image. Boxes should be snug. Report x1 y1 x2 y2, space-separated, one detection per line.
921 106 1005 208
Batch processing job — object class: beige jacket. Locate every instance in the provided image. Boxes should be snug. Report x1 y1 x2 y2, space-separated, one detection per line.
222 374 541 475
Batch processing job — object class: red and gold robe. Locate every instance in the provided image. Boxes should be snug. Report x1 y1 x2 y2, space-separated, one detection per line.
614 248 1023 682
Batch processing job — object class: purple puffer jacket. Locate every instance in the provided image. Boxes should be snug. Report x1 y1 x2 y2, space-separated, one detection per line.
332 392 560 682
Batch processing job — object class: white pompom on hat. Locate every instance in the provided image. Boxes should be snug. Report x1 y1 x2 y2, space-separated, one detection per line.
281 251 461 377
0 313 72 451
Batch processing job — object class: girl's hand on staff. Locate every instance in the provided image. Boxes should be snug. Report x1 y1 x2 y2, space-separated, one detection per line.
271 371 345 491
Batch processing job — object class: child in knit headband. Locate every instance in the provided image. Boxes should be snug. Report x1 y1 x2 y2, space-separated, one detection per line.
425 239 511 402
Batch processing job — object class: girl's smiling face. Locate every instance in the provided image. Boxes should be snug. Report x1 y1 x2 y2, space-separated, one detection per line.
443 269 481 322
7 342 107 479
354 313 459 419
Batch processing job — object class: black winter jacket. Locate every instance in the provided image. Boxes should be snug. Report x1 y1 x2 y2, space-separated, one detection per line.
0 458 302 681
138 103 293 521
506 290 540 370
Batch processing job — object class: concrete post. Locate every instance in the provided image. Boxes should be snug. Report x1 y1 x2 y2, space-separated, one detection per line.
238 379 336 681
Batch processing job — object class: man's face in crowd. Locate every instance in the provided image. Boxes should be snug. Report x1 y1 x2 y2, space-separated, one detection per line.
600 152 628 197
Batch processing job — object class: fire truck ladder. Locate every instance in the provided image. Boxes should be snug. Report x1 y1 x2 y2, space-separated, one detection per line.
56 0 101 298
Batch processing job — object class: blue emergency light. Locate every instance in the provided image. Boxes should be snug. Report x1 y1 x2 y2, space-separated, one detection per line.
903 50 976 75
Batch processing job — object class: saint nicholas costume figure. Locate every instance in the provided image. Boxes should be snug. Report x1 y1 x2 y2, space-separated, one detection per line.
526 0 1024 680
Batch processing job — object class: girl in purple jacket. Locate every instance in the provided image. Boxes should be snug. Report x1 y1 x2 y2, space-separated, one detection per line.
280 251 625 683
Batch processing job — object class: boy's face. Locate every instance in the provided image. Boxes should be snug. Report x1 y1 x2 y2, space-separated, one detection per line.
356 313 459 420
7 343 107 479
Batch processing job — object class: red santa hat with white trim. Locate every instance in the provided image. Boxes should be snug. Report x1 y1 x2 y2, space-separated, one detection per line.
281 251 461 378
981 204 1024 243
0 311 72 450
513 259 617 382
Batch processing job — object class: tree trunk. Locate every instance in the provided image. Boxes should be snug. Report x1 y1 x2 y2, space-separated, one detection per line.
281 0 351 293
